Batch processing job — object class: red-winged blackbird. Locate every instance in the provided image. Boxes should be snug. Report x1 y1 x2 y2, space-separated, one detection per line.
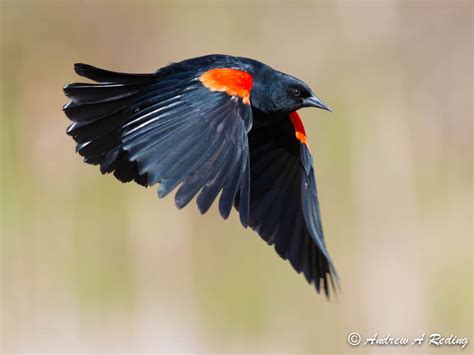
63 54 338 297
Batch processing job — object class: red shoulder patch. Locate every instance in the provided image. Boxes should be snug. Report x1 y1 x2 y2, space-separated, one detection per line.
289 111 309 146
199 68 253 105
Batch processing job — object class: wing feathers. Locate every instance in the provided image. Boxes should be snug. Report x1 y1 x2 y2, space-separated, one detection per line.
65 64 251 223
175 138 227 209
64 95 138 122
197 144 235 214
157 136 223 198
144 122 211 185
236 155 251 227
243 116 338 296
64 82 147 103
218 145 245 220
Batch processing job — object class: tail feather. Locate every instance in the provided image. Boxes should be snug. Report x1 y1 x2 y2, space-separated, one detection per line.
74 63 152 84
64 63 155 186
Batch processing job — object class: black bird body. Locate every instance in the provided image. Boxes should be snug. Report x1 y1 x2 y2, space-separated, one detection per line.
64 54 338 296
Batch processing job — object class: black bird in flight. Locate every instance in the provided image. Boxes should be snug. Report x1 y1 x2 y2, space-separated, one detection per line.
63 54 338 297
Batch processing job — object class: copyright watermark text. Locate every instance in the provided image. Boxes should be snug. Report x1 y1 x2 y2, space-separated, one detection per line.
347 332 469 350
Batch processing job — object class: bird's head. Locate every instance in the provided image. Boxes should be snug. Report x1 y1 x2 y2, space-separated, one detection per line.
251 69 331 114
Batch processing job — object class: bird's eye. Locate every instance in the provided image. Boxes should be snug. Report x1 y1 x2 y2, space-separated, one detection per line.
291 88 301 97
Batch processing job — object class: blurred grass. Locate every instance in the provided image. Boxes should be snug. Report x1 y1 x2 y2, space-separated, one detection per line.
1 0 472 353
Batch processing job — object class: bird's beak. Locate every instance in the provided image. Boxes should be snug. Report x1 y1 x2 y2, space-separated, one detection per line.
303 95 332 112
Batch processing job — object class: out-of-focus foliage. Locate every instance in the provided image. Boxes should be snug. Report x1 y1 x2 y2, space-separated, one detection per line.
1 0 472 353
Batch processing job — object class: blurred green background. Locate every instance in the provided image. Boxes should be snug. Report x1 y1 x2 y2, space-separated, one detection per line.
1 0 472 353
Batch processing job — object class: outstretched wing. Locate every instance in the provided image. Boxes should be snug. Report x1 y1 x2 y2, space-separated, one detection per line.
239 111 338 297
64 63 253 224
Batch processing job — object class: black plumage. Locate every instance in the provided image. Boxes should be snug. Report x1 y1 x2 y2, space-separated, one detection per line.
63 55 338 297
